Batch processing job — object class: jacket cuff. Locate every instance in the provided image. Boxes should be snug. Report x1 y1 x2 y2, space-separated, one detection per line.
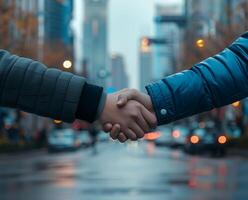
95 91 107 120
76 82 104 123
146 80 175 126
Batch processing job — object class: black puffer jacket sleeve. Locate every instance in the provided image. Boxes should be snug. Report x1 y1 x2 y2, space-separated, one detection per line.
0 50 106 123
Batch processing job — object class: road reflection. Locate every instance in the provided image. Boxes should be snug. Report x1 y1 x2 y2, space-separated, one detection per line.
53 162 76 188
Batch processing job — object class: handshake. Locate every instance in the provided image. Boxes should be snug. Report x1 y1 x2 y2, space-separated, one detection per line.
98 89 157 143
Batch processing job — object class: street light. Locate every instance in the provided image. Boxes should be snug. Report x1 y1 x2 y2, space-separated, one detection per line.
232 101 240 108
196 39 205 48
63 60 72 69
54 120 62 124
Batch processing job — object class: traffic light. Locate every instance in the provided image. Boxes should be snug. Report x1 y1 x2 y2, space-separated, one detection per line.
141 37 151 52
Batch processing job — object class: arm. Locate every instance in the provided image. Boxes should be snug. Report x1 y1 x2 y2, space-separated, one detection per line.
105 32 248 140
0 50 155 140
0 50 106 123
146 32 248 125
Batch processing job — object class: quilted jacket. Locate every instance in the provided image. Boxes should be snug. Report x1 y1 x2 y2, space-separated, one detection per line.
0 50 106 123
146 32 248 126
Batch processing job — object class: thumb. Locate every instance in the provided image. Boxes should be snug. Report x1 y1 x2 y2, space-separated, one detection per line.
117 94 128 107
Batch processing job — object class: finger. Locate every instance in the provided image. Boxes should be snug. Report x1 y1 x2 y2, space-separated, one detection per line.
117 89 139 107
123 128 137 140
110 124 121 140
129 123 144 139
140 105 157 129
117 94 128 107
117 133 128 143
135 112 150 133
117 89 153 111
103 123 113 133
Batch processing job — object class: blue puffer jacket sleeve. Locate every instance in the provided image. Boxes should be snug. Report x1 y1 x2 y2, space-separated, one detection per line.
146 32 248 126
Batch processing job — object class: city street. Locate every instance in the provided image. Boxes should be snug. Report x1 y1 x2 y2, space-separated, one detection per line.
0 142 248 200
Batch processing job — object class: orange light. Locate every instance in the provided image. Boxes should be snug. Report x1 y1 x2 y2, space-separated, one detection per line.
54 120 62 124
196 39 205 48
141 38 150 46
232 101 240 107
190 135 200 144
141 38 151 52
218 136 227 144
144 132 161 141
172 130 181 138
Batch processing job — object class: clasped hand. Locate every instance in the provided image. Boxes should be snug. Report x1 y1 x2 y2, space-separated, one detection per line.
98 89 157 143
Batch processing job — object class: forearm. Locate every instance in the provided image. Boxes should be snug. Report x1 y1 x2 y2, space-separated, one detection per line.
0 50 106 123
146 32 248 125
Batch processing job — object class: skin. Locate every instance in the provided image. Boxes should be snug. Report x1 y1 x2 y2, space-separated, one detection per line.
99 91 157 141
102 89 157 142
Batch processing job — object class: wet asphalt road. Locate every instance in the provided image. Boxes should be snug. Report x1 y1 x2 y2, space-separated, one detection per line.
0 142 248 200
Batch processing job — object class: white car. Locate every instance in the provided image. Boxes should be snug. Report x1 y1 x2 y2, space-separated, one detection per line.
48 129 80 152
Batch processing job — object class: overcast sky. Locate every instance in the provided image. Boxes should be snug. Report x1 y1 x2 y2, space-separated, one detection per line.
74 0 183 89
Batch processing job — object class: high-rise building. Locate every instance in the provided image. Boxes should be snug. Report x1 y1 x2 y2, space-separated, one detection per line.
139 38 153 92
153 4 183 79
110 54 129 91
83 0 109 87
44 0 73 45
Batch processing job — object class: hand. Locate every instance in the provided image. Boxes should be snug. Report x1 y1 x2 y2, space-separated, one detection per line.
103 89 157 142
99 93 156 141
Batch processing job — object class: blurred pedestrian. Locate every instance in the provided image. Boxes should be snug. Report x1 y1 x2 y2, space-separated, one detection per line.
88 123 100 154
35 123 48 148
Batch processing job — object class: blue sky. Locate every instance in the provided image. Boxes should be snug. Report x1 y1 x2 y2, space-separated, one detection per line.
74 0 183 88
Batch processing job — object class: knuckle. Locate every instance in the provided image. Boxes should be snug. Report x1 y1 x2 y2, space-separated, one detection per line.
130 89 138 94
134 102 141 108
130 111 139 119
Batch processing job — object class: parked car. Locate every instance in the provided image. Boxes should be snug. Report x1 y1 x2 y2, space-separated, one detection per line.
48 128 80 152
184 128 227 157
170 125 190 148
76 130 91 147
226 122 241 139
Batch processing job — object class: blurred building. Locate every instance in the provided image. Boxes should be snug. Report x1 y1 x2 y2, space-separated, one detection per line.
44 0 73 45
153 5 178 80
139 38 153 92
153 4 183 80
83 0 109 87
186 0 221 37
185 0 246 37
110 54 129 91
